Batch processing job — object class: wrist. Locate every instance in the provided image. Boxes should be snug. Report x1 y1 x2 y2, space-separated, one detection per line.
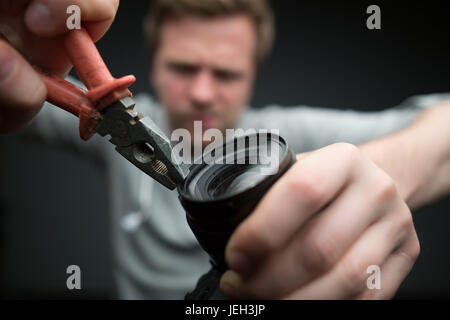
360 102 450 209
359 129 422 207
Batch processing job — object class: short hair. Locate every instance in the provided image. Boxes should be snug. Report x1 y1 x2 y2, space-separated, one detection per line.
143 0 275 65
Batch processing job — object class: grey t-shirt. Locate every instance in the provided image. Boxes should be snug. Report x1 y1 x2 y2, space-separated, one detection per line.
21 89 450 299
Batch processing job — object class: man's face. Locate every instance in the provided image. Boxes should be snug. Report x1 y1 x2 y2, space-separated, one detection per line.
151 14 257 137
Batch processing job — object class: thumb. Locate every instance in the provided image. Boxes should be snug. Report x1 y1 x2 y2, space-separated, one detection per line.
24 0 119 41
0 40 46 133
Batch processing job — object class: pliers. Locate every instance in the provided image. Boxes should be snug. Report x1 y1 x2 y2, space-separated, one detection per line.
35 28 188 190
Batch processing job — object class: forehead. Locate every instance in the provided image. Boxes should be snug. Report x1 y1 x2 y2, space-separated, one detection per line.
157 14 256 70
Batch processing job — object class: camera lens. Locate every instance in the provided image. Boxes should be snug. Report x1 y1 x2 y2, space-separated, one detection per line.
178 132 295 271
220 166 266 196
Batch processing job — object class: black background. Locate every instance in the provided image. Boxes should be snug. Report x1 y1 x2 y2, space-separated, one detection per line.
1 0 449 299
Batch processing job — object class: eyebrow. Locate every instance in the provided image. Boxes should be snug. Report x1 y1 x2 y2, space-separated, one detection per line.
165 61 244 80
213 68 244 80
166 61 200 71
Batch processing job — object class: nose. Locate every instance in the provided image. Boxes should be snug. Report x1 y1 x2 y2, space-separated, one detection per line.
188 70 216 107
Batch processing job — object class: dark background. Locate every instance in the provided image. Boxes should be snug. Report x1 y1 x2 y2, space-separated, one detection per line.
1 0 449 299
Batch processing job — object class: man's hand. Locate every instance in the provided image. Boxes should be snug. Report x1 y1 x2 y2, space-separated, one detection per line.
0 0 119 133
220 142 420 299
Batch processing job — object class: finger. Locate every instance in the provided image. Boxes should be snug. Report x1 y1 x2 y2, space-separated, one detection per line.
354 228 420 299
221 163 398 298
0 39 46 133
225 143 362 276
295 152 311 161
24 0 119 40
281 205 411 299
0 0 29 16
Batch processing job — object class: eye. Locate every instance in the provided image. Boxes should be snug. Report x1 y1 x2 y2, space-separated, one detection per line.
213 69 243 82
166 62 199 76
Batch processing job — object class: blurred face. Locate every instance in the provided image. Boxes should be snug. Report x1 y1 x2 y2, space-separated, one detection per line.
151 14 257 137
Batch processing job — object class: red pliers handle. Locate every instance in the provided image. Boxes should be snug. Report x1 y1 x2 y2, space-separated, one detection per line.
34 27 188 190
35 27 135 141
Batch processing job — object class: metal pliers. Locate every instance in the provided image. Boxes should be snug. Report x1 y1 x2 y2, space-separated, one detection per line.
36 28 188 189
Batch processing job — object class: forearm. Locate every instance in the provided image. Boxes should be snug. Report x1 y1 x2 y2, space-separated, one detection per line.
360 102 450 209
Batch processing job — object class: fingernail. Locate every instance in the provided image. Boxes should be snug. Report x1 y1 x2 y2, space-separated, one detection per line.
221 283 240 299
26 2 52 33
220 271 242 299
0 47 15 81
229 250 252 275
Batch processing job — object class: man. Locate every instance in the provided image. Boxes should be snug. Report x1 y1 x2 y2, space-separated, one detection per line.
1 0 449 299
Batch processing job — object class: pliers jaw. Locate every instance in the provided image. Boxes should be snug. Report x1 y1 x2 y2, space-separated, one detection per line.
96 97 189 190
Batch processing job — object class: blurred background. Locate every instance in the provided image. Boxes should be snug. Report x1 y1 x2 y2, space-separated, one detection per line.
1 0 449 299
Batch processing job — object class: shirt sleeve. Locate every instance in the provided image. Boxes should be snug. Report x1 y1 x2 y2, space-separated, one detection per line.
241 93 450 154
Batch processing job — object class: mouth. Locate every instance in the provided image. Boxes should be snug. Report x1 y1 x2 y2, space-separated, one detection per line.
190 114 218 128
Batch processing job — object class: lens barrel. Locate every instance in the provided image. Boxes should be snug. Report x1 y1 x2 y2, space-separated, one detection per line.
178 132 296 271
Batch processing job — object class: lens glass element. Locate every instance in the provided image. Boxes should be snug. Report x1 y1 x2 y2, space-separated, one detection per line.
182 133 289 201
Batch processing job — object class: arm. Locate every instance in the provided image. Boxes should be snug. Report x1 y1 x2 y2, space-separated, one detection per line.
244 93 450 154
220 95 450 300
360 101 450 209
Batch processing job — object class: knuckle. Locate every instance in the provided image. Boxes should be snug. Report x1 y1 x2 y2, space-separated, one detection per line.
300 233 339 275
334 142 363 164
389 202 414 236
405 229 421 263
373 174 398 204
235 218 272 255
395 239 421 268
411 237 421 261
286 174 326 209
398 208 414 232
339 258 368 294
